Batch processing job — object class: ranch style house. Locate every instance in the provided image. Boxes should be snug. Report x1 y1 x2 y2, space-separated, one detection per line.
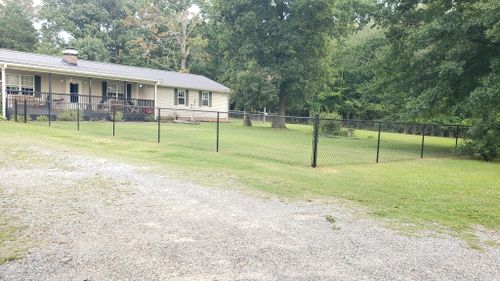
0 48 231 120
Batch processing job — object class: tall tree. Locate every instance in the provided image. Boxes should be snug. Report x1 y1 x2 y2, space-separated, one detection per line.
211 0 363 127
367 0 500 159
37 0 137 63
125 0 207 72
0 0 38 52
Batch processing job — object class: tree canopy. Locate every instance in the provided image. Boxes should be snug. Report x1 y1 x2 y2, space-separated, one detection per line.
0 0 37 52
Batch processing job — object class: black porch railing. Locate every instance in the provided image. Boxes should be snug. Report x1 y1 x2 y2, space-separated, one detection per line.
6 90 155 109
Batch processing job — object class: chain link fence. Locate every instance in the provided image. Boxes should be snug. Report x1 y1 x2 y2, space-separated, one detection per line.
4 97 469 168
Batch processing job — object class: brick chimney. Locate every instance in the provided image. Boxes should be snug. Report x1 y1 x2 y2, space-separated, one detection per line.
62 49 78 65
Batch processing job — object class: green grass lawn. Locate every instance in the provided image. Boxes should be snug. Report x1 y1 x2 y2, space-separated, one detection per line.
39 119 460 166
1 121 498 245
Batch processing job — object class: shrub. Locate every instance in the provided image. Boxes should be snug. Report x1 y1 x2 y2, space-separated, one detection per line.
144 114 155 122
12 114 32 122
319 112 348 137
159 114 175 123
36 115 49 122
114 111 123 122
85 112 110 121
460 116 499 161
57 110 82 121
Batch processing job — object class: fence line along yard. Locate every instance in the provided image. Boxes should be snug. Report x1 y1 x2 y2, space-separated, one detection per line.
4 98 469 168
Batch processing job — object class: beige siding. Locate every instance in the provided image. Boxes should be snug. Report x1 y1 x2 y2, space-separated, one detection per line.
139 84 155 100
156 87 229 112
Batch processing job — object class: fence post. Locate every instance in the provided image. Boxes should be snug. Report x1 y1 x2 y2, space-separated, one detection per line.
77 103 80 131
311 113 319 168
420 125 425 158
157 108 161 143
455 125 459 154
376 122 381 163
23 99 27 123
14 99 18 122
112 106 115 136
216 112 220 152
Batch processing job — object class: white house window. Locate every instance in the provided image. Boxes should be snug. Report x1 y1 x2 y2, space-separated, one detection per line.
107 83 124 99
177 89 186 105
202 91 209 107
6 74 34 95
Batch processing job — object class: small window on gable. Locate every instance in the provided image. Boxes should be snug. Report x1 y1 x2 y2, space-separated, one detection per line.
202 91 209 107
177 89 186 105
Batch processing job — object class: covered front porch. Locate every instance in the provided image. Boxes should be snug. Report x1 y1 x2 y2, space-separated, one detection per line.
1 66 158 119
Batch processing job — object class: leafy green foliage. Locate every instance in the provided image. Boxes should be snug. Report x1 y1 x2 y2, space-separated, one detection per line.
0 0 37 52
73 36 110 62
319 112 347 137
35 115 49 122
37 0 138 63
56 110 82 121
461 116 500 161
211 0 364 126
330 0 500 159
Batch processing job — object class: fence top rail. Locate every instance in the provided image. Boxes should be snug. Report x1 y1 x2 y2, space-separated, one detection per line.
160 107 471 127
228 111 314 120
317 118 470 128
226 110 469 127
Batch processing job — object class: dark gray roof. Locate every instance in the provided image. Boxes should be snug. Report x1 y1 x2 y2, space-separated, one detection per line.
0 49 230 93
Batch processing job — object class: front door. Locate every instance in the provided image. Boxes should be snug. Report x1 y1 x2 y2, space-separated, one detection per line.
70 83 79 103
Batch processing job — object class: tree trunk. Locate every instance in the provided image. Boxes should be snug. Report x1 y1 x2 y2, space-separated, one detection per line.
243 113 252 127
115 48 121 64
272 84 286 129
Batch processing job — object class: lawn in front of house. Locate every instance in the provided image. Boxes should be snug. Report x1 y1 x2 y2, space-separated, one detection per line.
1 121 498 244
34 118 460 166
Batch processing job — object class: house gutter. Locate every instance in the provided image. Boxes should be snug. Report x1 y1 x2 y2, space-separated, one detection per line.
1 62 158 85
1 64 7 119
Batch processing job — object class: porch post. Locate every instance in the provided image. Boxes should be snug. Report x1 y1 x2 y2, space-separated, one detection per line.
154 82 159 119
88 78 92 109
1 64 6 119
123 81 127 105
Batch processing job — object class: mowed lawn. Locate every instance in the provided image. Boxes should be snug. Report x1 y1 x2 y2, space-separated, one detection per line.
1 121 499 242
44 119 460 166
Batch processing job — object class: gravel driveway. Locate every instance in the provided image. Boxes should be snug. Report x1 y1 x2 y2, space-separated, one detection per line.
0 143 498 280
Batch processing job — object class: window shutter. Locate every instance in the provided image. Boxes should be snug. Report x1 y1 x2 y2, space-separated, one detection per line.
199 91 202 106
209 92 213 107
185 90 189 106
102 81 107 102
126 83 132 100
174 89 178 105
34 75 41 97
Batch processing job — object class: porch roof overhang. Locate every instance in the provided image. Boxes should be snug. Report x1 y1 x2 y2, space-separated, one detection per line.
0 62 160 85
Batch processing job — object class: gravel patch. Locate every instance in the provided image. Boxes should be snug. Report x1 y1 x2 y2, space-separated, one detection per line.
0 144 499 280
